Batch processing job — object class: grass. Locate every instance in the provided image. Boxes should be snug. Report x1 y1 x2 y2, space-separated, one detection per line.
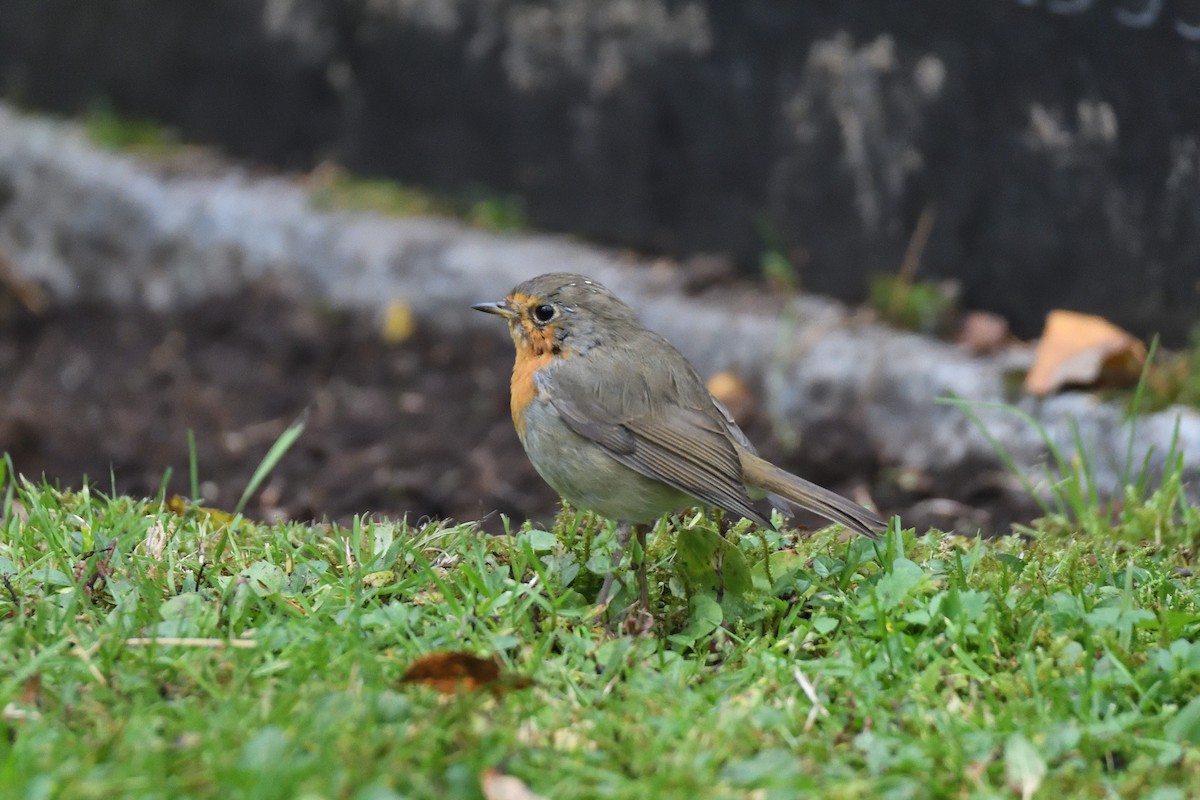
869 272 958 336
84 104 181 153
869 206 958 336
307 165 528 232
1140 326 1200 412
79 104 528 233
943 336 1196 548
1 449 1199 799
308 168 453 218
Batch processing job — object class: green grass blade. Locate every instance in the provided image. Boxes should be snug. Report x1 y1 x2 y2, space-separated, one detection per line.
188 428 200 501
1122 335 1159 485
937 395 1056 517
234 412 307 516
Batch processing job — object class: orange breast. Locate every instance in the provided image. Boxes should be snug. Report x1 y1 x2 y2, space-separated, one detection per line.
510 348 553 438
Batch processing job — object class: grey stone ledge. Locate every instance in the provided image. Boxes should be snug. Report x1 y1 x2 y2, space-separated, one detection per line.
2 102 1196 509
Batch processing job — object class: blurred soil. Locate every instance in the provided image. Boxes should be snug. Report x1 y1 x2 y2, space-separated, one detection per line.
0 280 1036 534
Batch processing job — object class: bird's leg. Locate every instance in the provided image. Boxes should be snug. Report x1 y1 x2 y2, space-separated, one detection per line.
634 524 650 613
595 521 633 608
621 523 655 636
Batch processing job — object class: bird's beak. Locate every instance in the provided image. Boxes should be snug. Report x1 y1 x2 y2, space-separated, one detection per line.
472 300 517 319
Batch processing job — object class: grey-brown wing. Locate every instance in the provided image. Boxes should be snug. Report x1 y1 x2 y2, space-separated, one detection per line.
546 341 768 524
622 410 768 524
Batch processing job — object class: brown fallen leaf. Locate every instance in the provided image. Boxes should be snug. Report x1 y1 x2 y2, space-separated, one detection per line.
399 651 532 695
1024 310 1146 396
481 769 547 800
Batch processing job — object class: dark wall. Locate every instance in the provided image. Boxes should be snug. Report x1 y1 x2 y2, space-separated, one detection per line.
2 0 1198 342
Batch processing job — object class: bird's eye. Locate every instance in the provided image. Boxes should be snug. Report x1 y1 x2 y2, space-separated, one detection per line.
532 304 556 323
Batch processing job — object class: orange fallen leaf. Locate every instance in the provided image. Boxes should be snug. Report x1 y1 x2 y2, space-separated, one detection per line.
399 651 532 695
481 769 547 800
1024 310 1146 396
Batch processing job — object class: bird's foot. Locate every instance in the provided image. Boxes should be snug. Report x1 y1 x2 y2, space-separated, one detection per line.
620 602 655 637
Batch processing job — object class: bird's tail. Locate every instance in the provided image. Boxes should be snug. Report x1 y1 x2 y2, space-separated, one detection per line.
741 452 886 539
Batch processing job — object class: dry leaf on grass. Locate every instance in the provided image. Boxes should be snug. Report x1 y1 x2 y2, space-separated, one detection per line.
481 769 548 800
399 651 533 695
166 495 235 527
1024 310 1146 396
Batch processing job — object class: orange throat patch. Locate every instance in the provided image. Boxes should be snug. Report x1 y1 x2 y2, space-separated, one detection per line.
507 306 567 438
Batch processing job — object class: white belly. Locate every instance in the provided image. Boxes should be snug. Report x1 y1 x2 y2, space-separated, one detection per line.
519 400 693 523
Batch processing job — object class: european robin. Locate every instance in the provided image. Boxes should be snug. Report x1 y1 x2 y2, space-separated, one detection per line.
475 273 886 615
